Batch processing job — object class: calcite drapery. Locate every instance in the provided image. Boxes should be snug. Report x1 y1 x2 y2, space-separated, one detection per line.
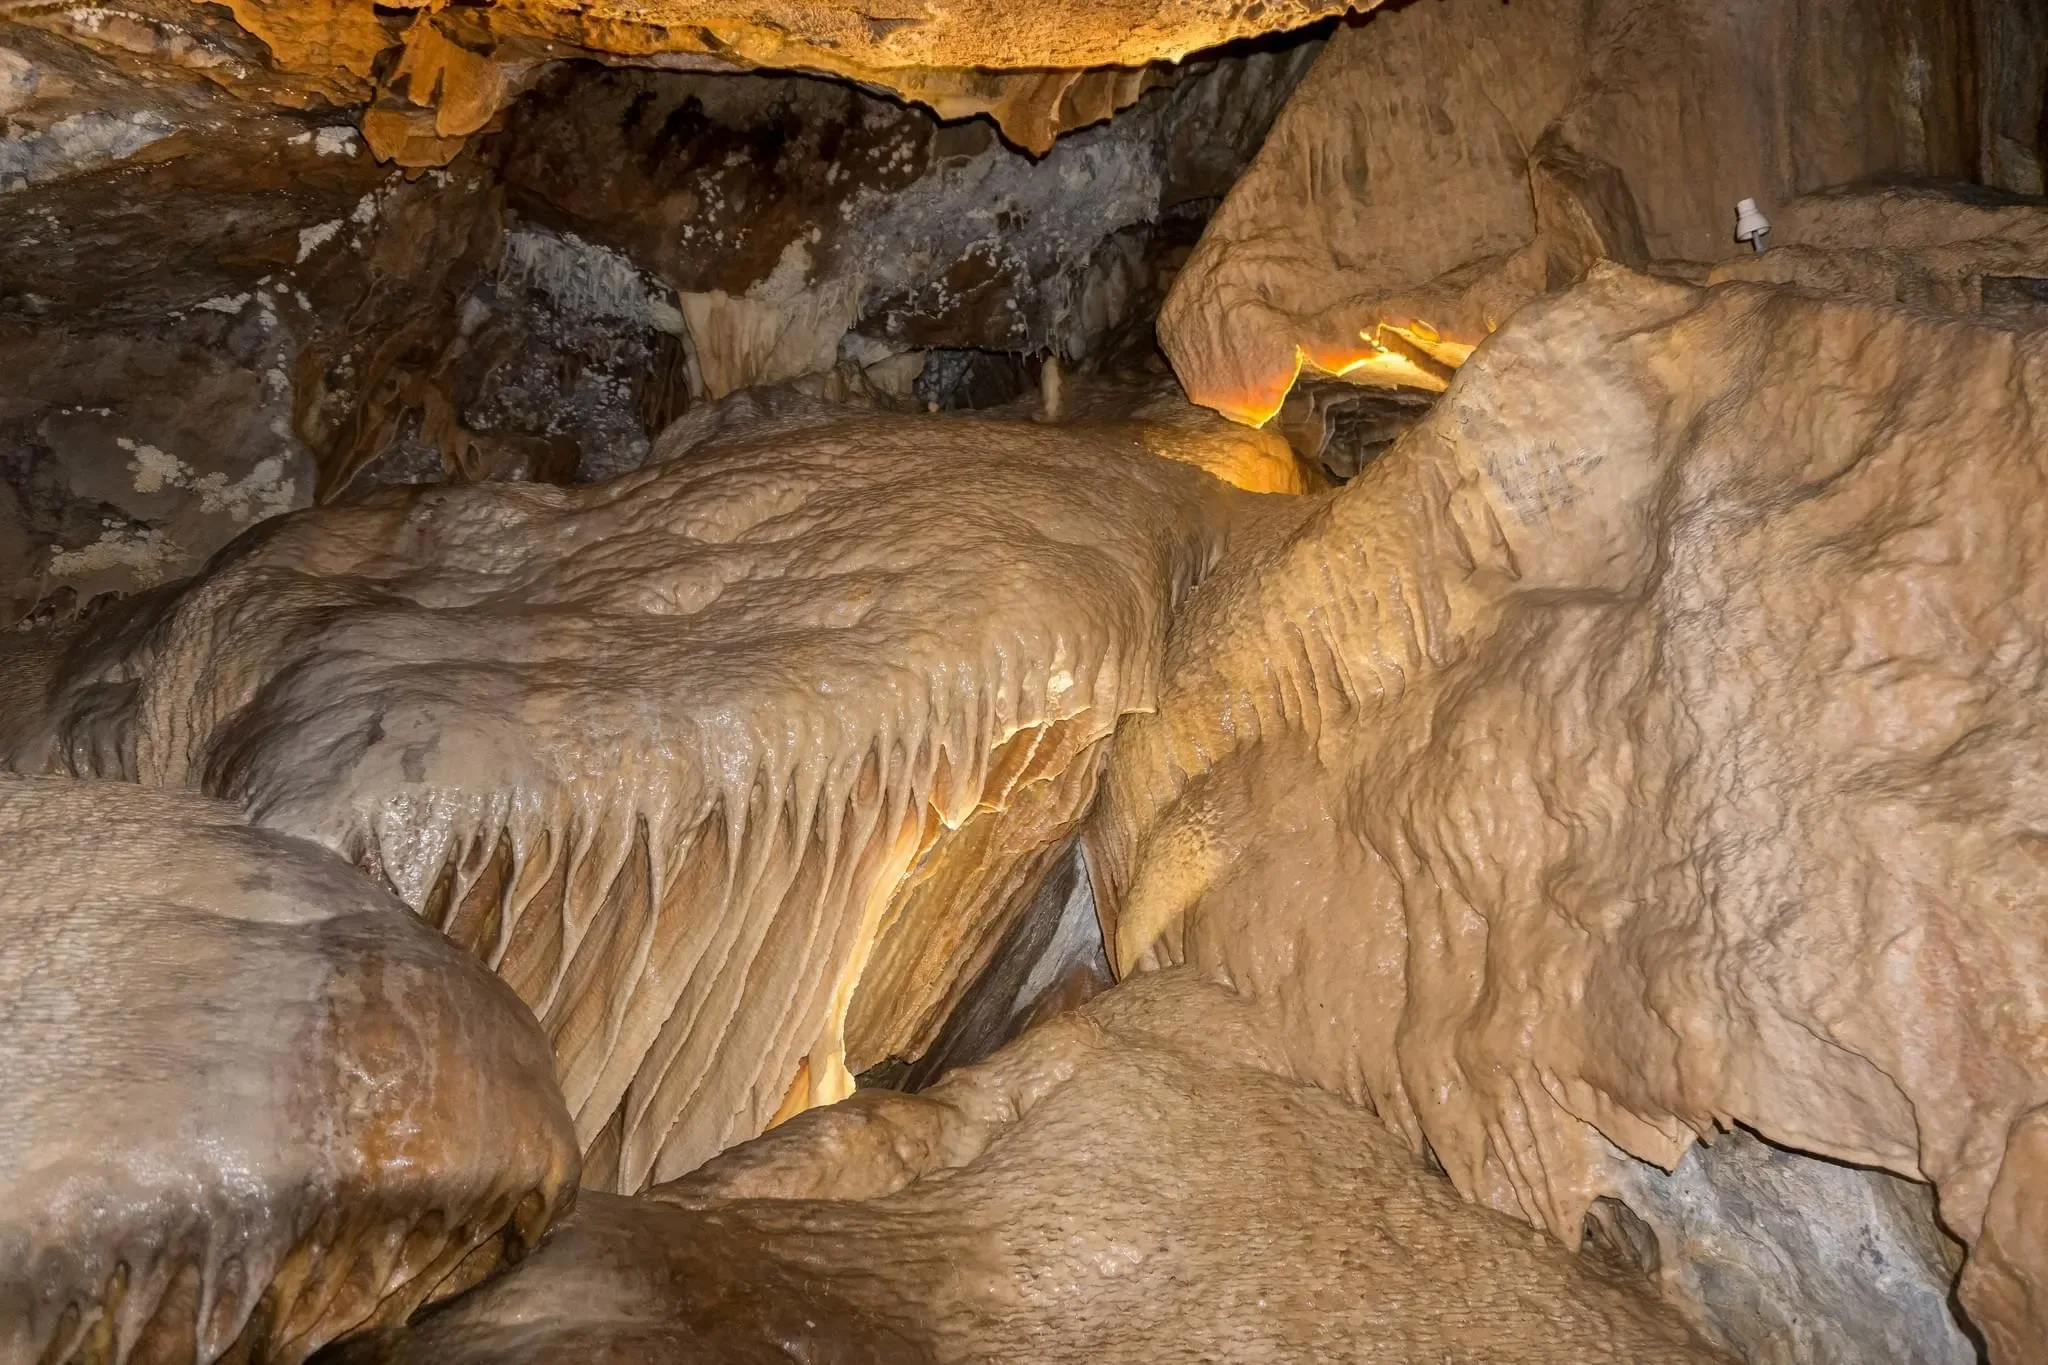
11 414 1255 1191
1097 264 2048 1360
0 775 577 1365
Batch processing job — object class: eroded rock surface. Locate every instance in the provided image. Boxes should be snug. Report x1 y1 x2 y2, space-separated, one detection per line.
0 775 578 1365
9 414 1262 1192
1096 264 2048 1359
1161 0 1982 422
316 971 1726 1365
495 45 1315 374
2 12 1315 592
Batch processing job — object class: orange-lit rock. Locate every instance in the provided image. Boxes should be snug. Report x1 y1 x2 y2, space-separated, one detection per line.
168 0 1369 163
1160 0 1978 424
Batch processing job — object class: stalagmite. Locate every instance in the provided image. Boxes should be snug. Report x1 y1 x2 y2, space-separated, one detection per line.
6 414 1262 1191
0 775 578 1365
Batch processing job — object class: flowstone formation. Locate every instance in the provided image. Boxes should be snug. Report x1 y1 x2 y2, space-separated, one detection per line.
1709 184 2048 319
8 0 2048 1357
315 971 1727 1365
0 775 578 1365
1158 0 1987 423
7 413 1266 1192
1094 264 2048 1360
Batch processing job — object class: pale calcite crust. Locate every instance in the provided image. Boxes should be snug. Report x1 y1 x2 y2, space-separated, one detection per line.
319 971 1728 1364
0 775 578 1365
16 415 1257 1192
1100 265 2048 1360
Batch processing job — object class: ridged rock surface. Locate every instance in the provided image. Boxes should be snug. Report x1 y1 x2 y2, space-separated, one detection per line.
0 775 578 1365
7 415 1258 1191
1095 264 2048 1360
315 971 1726 1365
1160 0 1979 423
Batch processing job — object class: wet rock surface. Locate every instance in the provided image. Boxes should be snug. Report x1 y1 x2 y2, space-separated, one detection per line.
0 775 578 1365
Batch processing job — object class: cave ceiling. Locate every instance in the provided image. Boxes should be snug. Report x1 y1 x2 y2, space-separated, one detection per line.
17 0 1368 163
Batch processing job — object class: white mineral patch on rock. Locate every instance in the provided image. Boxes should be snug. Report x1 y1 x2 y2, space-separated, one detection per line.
0 109 172 193
45 525 175 577
117 437 297 523
296 218 341 263
499 225 684 334
120 438 183 494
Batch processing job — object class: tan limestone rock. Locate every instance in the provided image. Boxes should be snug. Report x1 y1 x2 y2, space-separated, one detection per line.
317 971 1727 1365
1160 0 1978 424
1709 184 2048 318
1100 264 2048 1359
201 0 1365 163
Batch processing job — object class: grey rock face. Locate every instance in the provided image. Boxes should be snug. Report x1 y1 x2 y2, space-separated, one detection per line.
1601 1129 1979 1365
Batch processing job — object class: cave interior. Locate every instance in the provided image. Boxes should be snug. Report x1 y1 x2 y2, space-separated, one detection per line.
5 0 2048 1362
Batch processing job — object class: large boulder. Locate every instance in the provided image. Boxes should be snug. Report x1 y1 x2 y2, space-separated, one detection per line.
1095 264 2048 1359
317 971 1726 1365
0 775 578 1364
7 413 1264 1191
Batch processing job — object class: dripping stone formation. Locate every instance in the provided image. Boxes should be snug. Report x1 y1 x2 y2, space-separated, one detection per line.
3 0 2048 1361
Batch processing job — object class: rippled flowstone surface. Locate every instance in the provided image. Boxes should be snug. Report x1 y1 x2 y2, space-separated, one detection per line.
317 972 1727 1365
1099 264 2048 1360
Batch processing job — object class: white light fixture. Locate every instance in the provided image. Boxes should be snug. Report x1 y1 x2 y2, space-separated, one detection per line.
1734 197 1771 252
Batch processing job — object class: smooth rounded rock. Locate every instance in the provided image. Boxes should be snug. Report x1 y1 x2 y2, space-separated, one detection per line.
0 775 579 1365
